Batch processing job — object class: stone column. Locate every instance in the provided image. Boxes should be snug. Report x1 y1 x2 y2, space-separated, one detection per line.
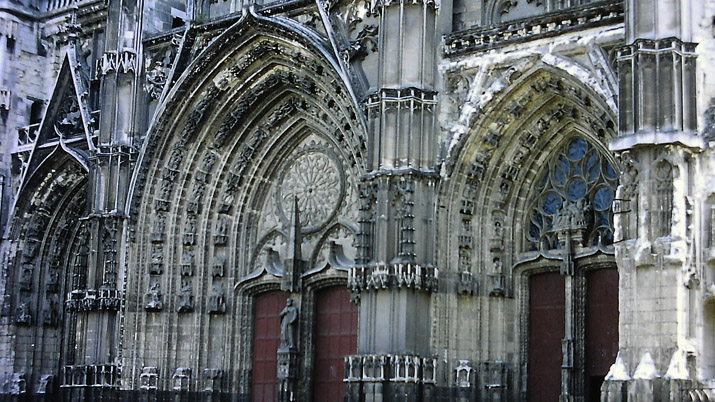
348 0 439 399
64 0 142 398
608 0 700 400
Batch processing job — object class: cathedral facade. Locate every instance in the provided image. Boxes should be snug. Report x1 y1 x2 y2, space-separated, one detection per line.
0 0 714 399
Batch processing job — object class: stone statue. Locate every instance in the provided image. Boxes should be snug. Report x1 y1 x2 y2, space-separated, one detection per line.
279 299 298 349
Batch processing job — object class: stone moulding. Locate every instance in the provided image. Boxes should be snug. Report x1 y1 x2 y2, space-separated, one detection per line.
65 289 122 312
344 354 437 384
444 1 624 57
61 364 119 388
348 263 439 293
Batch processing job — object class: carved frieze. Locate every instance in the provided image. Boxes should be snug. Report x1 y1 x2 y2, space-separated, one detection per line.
66 289 122 312
348 263 439 294
344 354 437 384
96 50 137 76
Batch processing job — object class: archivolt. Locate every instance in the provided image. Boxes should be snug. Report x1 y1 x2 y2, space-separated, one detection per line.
3 155 88 374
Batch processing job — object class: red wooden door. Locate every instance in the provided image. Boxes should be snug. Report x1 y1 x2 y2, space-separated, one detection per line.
252 291 287 402
528 272 565 402
313 286 358 402
585 268 619 402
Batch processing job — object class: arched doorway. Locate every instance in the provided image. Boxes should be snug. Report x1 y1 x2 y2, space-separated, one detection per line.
522 136 619 400
252 291 288 401
313 286 358 401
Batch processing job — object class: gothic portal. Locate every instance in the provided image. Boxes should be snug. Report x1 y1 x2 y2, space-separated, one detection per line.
0 0 714 400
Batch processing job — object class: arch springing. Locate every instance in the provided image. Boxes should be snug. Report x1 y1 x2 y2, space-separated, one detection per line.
526 137 617 251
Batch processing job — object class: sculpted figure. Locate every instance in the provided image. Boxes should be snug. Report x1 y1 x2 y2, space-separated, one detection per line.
279 299 298 349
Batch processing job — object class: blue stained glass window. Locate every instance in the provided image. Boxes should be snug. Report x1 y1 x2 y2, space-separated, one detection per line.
567 179 587 201
541 192 563 215
593 187 614 211
604 161 618 180
526 137 617 251
567 138 588 160
553 156 570 185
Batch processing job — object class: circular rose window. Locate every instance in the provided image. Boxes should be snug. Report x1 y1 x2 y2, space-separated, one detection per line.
276 147 345 233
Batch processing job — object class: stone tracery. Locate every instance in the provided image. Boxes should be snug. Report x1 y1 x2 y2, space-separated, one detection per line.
526 137 617 251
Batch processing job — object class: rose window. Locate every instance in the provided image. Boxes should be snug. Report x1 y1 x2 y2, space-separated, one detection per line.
276 148 345 233
526 138 617 251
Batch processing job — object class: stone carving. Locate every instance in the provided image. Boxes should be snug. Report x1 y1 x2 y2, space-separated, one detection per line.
96 50 137 76
212 255 226 277
347 25 378 62
10 373 26 394
343 354 436 383
196 151 217 182
155 179 173 212
183 215 197 245
181 249 194 276
203 368 222 392
703 98 715 141
208 282 226 314
145 60 168 100
279 299 298 350
144 47 174 100
349 263 439 293
313 224 356 270
277 148 344 233
144 279 163 311
553 199 590 232
214 217 228 245
46 268 59 293
54 95 82 136
139 367 159 390
172 367 191 391
653 160 674 238
457 271 474 295
393 177 416 262
177 279 193 312
151 213 166 242
357 181 378 265
150 244 163 274
186 182 205 213
15 300 31 325
455 360 473 387
43 296 59 327
37 374 54 394
19 264 33 291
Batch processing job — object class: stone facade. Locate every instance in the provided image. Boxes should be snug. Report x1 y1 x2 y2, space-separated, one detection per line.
0 0 714 400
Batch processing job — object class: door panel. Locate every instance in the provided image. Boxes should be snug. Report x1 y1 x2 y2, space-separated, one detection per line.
586 268 619 402
252 291 287 402
528 272 565 402
313 286 358 402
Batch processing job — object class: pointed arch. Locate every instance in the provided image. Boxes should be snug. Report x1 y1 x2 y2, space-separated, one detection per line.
440 65 618 277
3 155 89 387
